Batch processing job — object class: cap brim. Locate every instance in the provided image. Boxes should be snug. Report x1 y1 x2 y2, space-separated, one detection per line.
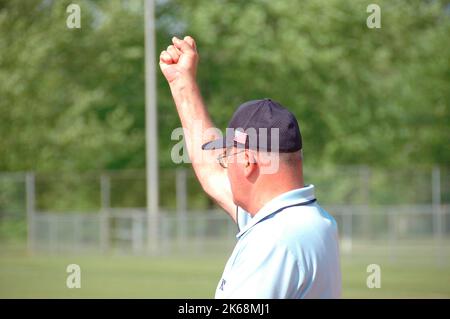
201 137 229 150
201 133 249 150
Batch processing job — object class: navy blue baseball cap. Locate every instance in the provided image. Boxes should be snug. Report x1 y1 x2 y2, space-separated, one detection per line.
201 98 302 153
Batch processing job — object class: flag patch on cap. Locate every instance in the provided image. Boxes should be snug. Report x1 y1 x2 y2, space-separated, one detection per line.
234 130 247 144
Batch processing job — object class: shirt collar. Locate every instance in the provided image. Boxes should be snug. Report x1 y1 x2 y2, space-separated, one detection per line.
236 184 316 238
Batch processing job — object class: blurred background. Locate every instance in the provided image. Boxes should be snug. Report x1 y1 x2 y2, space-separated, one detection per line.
0 0 449 298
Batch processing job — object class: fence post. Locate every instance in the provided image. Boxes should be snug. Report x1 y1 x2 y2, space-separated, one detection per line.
132 213 144 254
341 211 353 254
360 166 371 240
26 172 36 254
50 214 57 253
73 214 82 252
176 168 188 247
100 174 111 252
432 166 443 266
388 207 398 262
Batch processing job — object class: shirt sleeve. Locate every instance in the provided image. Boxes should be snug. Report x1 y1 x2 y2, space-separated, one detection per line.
236 206 252 231
216 241 302 299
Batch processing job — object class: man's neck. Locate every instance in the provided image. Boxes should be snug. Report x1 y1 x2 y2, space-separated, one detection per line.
245 179 304 217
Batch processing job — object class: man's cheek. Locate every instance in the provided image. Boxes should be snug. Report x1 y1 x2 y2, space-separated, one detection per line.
228 167 240 193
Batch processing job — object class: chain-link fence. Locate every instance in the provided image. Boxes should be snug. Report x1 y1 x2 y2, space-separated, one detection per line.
1 166 449 263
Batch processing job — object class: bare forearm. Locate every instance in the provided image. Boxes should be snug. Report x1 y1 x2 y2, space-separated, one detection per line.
169 80 219 164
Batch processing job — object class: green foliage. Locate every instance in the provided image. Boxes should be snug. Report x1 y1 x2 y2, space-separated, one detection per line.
0 0 146 171
179 0 450 166
0 219 26 243
1 0 449 173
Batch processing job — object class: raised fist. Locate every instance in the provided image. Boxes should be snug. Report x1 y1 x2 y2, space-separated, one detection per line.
159 36 198 85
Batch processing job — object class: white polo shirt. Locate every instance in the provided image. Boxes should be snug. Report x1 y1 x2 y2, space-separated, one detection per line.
215 184 342 299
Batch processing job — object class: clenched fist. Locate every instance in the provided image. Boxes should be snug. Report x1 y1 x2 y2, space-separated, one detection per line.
159 36 199 86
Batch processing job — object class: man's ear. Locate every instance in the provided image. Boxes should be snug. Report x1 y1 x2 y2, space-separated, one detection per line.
243 150 257 177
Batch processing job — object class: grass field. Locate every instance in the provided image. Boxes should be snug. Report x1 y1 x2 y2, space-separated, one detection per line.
1 241 449 298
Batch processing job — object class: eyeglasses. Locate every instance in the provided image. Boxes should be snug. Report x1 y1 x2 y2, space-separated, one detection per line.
217 149 246 169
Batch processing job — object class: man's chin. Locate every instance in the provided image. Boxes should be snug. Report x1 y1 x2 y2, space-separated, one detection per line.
232 198 245 210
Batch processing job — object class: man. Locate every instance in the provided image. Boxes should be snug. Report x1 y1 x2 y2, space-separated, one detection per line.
159 36 341 298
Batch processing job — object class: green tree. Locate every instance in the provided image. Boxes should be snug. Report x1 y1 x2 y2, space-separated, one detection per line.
176 0 450 166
